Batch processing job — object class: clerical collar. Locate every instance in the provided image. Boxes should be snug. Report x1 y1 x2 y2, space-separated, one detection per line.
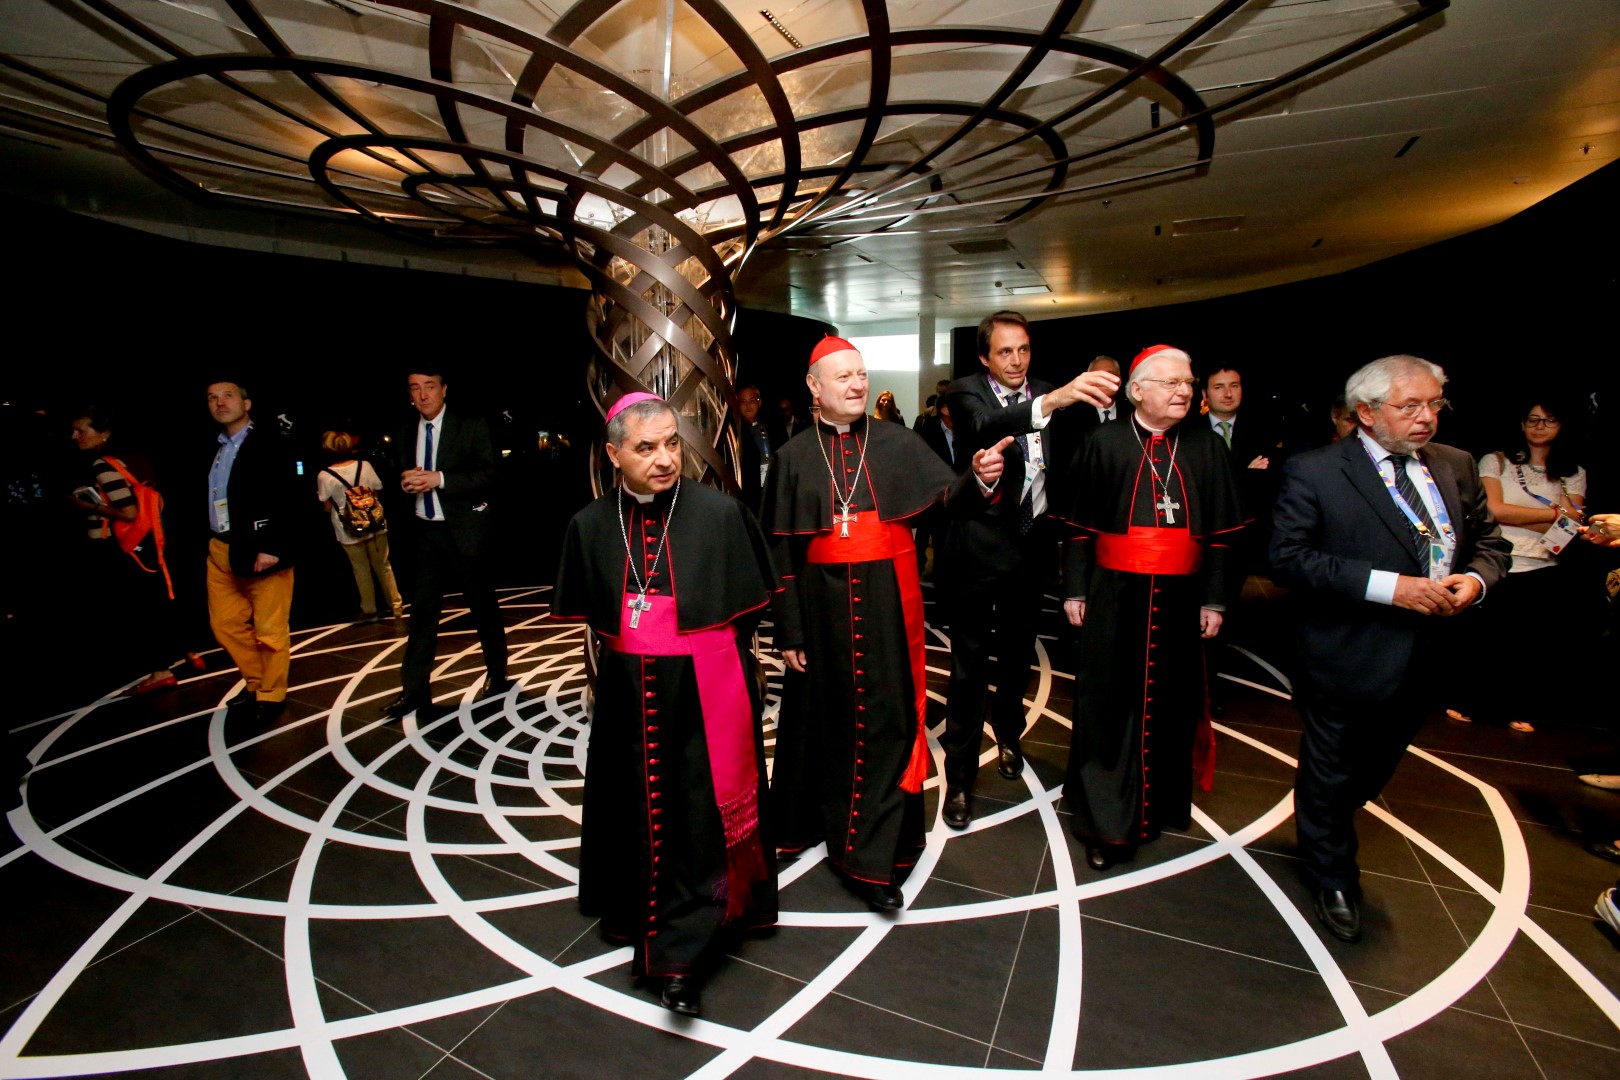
817 414 862 435
626 488 656 504
1134 417 1169 435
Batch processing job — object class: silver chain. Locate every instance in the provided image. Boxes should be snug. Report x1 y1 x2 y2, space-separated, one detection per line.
616 478 681 598
812 419 870 522
1131 420 1181 507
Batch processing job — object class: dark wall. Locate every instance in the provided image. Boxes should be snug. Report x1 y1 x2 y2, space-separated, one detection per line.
951 160 1619 462
3 208 829 659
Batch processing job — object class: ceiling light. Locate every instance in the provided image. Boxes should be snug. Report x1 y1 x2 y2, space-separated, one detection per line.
1008 284 1050 295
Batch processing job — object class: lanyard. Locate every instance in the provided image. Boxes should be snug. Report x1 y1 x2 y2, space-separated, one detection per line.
1512 464 1566 511
1363 441 1455 577
988 376 1044 470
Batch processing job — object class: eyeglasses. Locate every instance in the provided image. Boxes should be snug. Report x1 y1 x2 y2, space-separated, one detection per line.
1375 397 1448 417
1140 377 1199 391
1523 416 1559 428
738 396 761 404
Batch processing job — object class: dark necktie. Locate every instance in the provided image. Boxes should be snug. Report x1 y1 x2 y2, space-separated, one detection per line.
423 421 438 519
1009 392 1034 535
1388 454 1435 567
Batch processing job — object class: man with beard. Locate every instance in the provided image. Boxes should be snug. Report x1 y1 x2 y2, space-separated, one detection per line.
765 336 1011 912
1060 345 1243 871
1270 355 1508 943
552 393 778 1017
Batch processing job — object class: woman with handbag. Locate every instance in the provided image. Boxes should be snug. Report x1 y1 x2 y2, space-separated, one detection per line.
316 430 403 623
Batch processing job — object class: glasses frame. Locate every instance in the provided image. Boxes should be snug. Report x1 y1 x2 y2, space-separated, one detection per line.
1522 416 1560 428
1139 377 1200 392
1374 397 1448 418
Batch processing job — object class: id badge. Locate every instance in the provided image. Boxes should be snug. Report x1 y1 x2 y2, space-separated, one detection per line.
1537 514 1579 555
213 498 230 533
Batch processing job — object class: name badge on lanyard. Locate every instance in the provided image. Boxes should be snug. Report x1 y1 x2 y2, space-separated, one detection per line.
1366 444 1456 580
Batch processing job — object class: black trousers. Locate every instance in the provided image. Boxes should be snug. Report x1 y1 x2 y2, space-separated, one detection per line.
400 523 507 697
1293 677 1428 892
941 559 1042 788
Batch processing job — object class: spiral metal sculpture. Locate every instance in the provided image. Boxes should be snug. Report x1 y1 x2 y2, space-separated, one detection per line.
4 0 1447 489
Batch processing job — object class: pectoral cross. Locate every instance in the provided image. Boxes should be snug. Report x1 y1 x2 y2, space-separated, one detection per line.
627 593 652 629
834 507 857 538
1156 493 1181 525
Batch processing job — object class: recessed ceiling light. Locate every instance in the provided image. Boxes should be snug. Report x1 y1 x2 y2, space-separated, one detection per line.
1008 284 1050 295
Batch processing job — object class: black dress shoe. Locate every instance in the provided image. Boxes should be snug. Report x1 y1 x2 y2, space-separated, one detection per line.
943 788 972 831
660 975 702 1017
1313 888 1362 943
997 744 1025 780
226 687 256 710
867 882 904 912
1085 845 1113 872
381 692 427 720
256 700 286 725
481 676 517 700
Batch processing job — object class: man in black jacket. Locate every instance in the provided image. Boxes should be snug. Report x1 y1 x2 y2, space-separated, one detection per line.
205 379 300 722
382 370 509 719
937 311 1118 828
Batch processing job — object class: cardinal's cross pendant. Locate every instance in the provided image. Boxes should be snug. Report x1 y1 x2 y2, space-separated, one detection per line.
1156 493 1181 525
627 593 652 629
834 508 857 538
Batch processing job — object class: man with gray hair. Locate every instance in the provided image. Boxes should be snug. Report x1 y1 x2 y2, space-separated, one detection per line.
552 392 780 1017
1270 355 1509 943
1059 344 1242 872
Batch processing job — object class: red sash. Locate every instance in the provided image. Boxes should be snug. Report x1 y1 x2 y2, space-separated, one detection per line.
805 516 930 794
1095 526 1202 575
599 595 766 922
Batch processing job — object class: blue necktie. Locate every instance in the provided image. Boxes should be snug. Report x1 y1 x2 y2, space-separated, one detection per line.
423 421 438 519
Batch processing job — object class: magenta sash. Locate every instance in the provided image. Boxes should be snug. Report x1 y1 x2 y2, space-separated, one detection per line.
598 594 767 922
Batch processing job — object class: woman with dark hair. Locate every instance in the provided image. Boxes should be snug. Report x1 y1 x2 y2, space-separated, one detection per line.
1447 399 1586 733
316 430 403 622
68 407 201 694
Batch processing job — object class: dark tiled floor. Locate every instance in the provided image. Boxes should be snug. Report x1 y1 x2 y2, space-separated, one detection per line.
3 586 1617 1079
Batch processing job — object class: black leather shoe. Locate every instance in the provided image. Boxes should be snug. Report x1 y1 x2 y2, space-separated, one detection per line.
997 743 1025 780
943 789 972 831
660 975 702 1017
481 676 517 700
1313 888 1362 943
255 700 286 724
226 687 256 710
1085 845 1112 872
381 692 427 720
867 882 905 912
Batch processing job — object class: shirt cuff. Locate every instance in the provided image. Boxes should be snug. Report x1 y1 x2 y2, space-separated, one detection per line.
1028 395 1052 429
1468 571 1487 601
1366 569 1398 606
976 475 998 496
437 472 446 491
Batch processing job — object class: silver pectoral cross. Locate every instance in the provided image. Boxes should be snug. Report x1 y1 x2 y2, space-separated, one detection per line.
834 508 857 537
1156 493 1181 524
627 593 652 629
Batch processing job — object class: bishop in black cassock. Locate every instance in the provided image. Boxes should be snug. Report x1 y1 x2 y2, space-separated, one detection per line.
766 336 1006 912
551 394 778 1017
1058 346 1243 869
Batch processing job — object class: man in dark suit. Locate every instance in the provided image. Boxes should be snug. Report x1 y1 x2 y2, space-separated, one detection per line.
735 384 772 514
205 379 300 723
1270 354 1509 943
912 400 963 573
937 311 1119 828
382 370 509 719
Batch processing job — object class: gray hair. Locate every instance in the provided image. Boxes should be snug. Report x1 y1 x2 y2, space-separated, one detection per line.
605 398 677 445
1125 346 1192 401
1343 355 1447 411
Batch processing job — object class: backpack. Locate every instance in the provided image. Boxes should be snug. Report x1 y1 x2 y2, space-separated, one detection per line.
323 463 386 537
97 457 175 599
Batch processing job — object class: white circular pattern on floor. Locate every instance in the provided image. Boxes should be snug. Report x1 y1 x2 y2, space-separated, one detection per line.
3 587 1615 1078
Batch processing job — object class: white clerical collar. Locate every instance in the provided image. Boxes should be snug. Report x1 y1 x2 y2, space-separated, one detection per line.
626 488 656 504
819 418 853 434
1135 418 1167 435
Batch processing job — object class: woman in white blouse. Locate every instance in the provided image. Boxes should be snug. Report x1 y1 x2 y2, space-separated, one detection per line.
1448 401 1586 732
